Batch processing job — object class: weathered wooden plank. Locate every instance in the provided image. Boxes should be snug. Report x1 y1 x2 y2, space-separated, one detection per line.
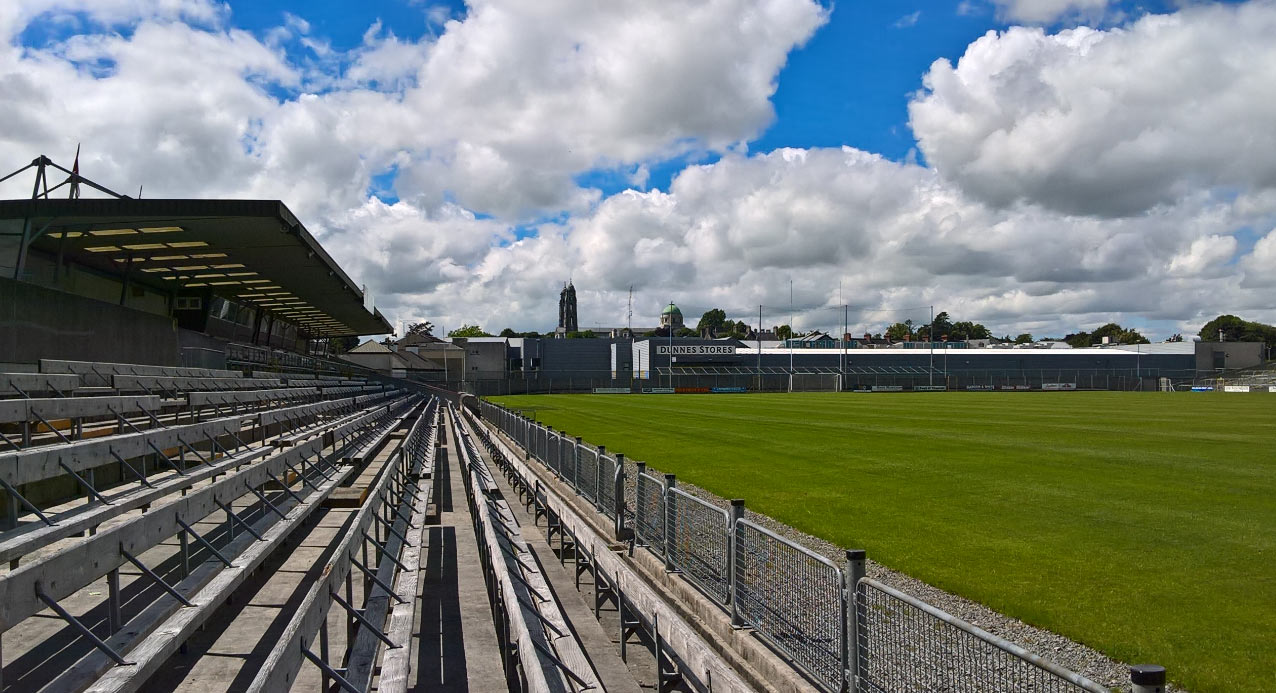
111 375 282 392
0 417 243 487
0 434 326 630
243 398 430 693
40 360 242 387
0 444 273 565
0 395 160 425
345 406 438 690
186 387 319 407
50 449 358 693
376 449 436 692
0 372 82 394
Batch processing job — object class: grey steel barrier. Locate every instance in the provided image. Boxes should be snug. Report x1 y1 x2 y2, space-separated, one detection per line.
597 451 618 519
733 518 846 692
854 578 1110 693
536 423 546 464
666 486 732 604
633 469 667 560
547 426 558 475
576 441 598 504
545 426 555 472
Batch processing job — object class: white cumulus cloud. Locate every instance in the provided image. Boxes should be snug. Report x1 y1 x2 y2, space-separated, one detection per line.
909 2 1276 217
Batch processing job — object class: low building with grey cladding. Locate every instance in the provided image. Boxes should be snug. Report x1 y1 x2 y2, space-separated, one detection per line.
466 337 1261 394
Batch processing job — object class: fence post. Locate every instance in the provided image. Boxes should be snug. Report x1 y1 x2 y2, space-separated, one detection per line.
846 549 866 693
595 445 607 511
728 499 745 628
1130 665 1166 693
663 473 676 573
613 453 627 541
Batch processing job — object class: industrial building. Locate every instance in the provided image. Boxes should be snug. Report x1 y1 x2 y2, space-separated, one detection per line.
447 335 1265 394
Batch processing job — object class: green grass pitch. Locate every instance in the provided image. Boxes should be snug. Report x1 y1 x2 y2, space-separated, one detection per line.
489 391 1276 691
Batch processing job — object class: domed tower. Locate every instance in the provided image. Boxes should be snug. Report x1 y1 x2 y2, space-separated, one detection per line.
660 303 683 330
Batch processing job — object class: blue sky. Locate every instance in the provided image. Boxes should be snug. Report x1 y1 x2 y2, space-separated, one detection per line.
200 0 1200 185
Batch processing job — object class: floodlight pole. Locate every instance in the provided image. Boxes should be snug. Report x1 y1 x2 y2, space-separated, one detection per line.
842 304 848 380
757 304 762 392
668 301 674 389
929 305 934 386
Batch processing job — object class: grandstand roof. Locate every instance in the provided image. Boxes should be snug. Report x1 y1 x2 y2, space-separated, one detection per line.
1 197 391 337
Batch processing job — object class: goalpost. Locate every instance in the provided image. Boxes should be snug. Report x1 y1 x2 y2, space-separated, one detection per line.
788 373 841 392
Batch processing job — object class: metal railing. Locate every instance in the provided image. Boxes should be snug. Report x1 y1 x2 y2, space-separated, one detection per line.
475 399 1144 693
634 471 667 559
666 487 732 604
733 519 846 692
576 443 599 504
856 578 1109 692
597 452 620 521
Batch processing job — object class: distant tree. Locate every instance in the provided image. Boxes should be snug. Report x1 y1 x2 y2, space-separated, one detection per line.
499 327 517 337
566 330 598 339
1066 323 1149 347
675 327 697 338
448 324 492 338
1064 331 1092 348
697 308 728 335
406 321 434 336
774 324 793 341
1014 333 1034 344
650 327 668 338
335 336 360 352
1093 323 1150 345
1165 333 1184 343
1199 315 1276 352
930 311 952 339
724 320 750 339
950 321 991 340
884 321 912 341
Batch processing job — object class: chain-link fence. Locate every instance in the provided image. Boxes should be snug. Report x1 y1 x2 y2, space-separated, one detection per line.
546 429 561 477
597 452 619 521
576 443 599 504
734 519 846 691
856 579 1109 692
666 487 732 604
476 399 1125 693
634 471 666 559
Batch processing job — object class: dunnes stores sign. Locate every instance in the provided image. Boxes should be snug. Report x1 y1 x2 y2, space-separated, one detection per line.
655 345 737 356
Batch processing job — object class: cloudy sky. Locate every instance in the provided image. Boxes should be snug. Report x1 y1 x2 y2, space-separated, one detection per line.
2 0 1272 339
